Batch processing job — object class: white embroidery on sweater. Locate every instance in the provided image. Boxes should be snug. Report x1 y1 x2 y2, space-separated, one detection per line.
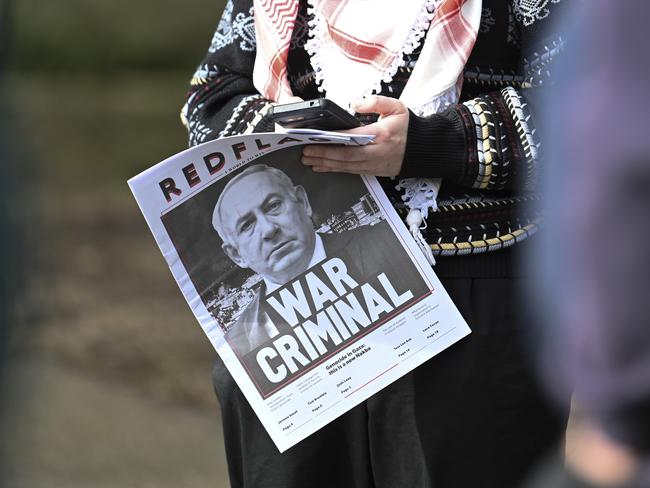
209 0 234 52
506 3 521 46
512 0 561 27
209 1 256 53
480 8 496 33
187 106 214 146
233 8 256 51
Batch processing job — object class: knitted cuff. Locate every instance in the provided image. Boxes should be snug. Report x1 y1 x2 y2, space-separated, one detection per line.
218 96 275 137
252 111 276 133
399 108 468 182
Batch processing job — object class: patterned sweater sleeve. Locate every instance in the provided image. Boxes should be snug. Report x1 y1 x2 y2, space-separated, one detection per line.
398 0 569 194
400 85 541 191
180 0 275 147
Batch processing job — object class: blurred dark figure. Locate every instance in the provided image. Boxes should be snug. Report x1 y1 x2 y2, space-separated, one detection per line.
0 0 10 368
0 1 11 486
528 1 650 487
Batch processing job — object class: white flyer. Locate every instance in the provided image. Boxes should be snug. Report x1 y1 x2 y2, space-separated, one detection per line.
128 132 471 452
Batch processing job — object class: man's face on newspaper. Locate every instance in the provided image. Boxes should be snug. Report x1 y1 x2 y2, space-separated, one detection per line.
221 171 316 284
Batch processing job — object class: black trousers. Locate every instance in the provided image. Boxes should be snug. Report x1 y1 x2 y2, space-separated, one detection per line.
212 273 567 488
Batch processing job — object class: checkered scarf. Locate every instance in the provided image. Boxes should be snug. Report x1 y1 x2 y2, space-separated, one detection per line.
253 0 482 265
253 0 482 113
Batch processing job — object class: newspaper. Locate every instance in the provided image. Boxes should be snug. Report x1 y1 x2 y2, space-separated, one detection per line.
128 132 471 452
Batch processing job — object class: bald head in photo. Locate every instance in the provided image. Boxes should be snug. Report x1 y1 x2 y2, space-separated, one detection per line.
213 164 317 286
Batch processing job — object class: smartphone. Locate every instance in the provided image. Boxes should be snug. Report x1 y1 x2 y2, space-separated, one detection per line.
267 98 361 131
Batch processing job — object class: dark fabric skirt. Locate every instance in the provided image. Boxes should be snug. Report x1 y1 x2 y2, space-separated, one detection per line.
212 247 567 488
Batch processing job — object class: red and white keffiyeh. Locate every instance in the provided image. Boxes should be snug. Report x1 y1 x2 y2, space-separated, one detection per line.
253 0 482 264
253 0 482 114
252 0 301 103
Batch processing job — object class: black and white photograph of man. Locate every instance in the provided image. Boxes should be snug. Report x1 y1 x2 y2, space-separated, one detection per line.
213 164 331 355
161 146 429 384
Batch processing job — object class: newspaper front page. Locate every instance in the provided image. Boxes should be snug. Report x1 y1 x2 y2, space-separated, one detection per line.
128 132 471 451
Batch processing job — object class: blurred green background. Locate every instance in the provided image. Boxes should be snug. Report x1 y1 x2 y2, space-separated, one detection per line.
1 1 234 486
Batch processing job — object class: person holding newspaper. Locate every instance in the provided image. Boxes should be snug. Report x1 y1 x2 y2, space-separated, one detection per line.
182 1 569 487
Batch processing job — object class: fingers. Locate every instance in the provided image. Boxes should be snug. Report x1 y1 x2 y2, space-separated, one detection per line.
306 159 371 174
302 144 369 162
352 95 404 117
303 155 396 177
340 124 380 135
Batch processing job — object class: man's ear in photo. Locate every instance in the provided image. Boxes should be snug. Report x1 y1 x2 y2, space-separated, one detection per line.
222 242 249 269
293 185 313 218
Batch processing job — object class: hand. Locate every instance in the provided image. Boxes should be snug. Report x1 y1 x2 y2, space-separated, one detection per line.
301 95 409 177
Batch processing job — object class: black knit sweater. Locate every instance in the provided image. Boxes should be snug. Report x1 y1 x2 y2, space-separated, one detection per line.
182 0 569 272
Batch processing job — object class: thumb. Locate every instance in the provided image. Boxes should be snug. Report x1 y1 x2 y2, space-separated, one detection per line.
352 95 404 116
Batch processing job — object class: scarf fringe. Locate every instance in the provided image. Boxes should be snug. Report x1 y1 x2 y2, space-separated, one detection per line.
305 0 443 108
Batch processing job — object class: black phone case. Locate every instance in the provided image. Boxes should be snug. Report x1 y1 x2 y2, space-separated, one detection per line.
268 98 361 131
